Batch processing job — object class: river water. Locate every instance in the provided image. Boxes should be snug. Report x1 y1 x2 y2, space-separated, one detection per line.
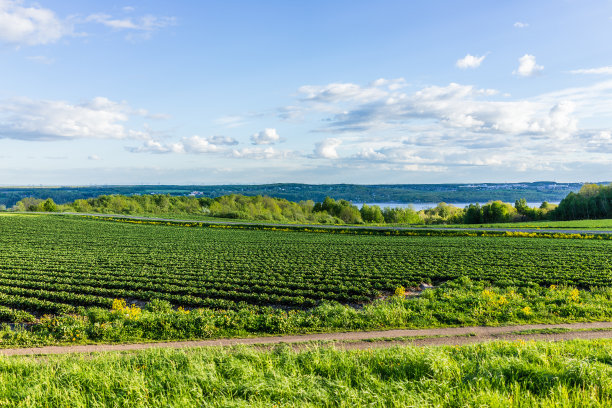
353 202 558 211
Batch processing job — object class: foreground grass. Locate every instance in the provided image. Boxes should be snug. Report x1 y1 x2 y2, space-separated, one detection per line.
1 278 610 348
0 340 610 407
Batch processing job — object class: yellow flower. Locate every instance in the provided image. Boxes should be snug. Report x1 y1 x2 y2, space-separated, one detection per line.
569 288 580 303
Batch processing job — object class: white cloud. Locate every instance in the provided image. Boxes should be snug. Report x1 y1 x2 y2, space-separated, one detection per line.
0 2 176 46
207 135 238 145
297 79 584 140
0 96 153 140
232 146 293 160
127 139 181 154
514 21 529 28
543 101 577 139
353 148 387 160
456 54 485 69
401 164 447 172
278 76 612 174
128 135 236 155
88 154 101 161
86 13 176 32
0 0 71 46
369 78 408 90
569 66 612 75
313 138 342 159
514 54 544 77
180 135 224 153
298 82 390 103
251 128 281 145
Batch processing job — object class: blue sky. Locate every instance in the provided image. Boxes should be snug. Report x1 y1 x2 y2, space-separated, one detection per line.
1 0 612 185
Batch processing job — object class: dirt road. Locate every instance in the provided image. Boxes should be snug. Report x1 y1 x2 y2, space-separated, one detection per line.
1 321 611 356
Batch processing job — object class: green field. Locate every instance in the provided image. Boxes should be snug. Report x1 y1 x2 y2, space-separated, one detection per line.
426 218 612 230
0 340 610 407
0 214 611 315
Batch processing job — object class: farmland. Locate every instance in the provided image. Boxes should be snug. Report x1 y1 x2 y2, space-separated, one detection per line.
1 214 611 315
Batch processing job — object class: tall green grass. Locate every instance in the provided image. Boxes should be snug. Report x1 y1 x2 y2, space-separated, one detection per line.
0 340 610 407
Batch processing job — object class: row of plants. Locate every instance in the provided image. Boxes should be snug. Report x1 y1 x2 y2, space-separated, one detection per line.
0 278 610 346
0 215 611 316
88 214 612 240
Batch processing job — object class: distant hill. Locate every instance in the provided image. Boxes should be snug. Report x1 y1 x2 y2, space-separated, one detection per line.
0 182 587 208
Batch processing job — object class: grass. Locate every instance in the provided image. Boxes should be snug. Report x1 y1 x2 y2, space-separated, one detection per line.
0 339 610 407
418 218 612 230
511 327 612 336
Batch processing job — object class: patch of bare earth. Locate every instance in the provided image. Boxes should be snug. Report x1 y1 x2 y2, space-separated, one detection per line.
0 322 611 356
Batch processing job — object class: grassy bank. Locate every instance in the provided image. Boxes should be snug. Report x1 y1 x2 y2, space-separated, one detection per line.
0 339 610 407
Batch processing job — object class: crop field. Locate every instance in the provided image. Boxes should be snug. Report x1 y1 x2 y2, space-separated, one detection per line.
428 218 612 230
0 214 611 316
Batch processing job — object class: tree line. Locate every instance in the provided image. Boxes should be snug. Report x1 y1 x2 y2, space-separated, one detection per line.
5 183 612 224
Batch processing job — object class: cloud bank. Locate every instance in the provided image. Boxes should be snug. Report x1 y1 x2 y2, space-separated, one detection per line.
0 96 150 140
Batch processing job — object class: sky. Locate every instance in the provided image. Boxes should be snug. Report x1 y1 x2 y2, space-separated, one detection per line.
1 0 612 185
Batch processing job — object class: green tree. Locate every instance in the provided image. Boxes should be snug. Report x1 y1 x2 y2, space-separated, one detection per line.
464 204 483 224
482 201 514 223
360 204 384 223
41 198 58 212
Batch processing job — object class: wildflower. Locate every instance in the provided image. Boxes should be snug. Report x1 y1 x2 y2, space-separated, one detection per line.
569 288 580 303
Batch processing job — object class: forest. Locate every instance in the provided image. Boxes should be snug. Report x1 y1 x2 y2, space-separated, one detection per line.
0 182 580 208
5 183 611 224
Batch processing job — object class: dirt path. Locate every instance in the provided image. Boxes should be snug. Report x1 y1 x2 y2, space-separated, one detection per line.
1 322 611 356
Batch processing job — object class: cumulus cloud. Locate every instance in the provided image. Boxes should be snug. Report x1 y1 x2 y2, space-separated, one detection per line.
293 79 589 143
180 135 224 153
514 54 543 77
251 128 281 145
456 54 485 69
569 66 612 75
128 135 230 154
313 138 342 159
0 96 152 140
0 0 71 46
278 75 612 174
514 21 529 28
0 1 176 46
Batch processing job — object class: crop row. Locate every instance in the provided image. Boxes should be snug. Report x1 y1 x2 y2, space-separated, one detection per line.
0 215 611 315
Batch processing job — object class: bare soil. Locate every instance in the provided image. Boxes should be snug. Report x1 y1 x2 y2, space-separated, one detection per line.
1 321 611 356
